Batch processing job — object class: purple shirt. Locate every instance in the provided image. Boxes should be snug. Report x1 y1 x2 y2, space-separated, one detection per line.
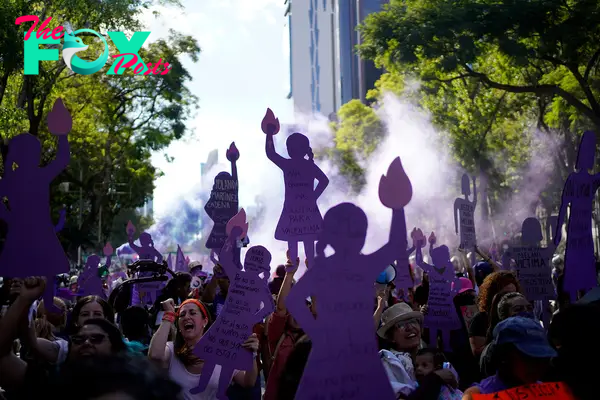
474 374 508 394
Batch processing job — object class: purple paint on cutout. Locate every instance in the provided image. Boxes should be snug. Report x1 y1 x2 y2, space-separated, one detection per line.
555 131 600 301
205 142 239 250
414 230 462 350
127 221 163 305
54 207 66 232
262 108 329 270
191 209 275 397
175 244 187 272
167 253 173 270
502 217 555 328
0 98 71 313
284 157 411 400
454 174 477 260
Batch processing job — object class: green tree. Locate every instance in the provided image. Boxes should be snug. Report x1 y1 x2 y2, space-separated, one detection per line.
359 0 600 131
0 0 200 260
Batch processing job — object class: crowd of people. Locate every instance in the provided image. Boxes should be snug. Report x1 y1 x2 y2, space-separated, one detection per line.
0 242 598 400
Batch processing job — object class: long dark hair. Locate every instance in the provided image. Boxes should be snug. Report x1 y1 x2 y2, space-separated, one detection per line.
71 318 127 354
173 300 211 367
66 296 115 334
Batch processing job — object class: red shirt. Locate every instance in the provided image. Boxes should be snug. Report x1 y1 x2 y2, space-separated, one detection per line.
263 312 304 400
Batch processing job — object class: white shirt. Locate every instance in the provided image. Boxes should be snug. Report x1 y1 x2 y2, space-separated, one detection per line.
165 342 236 400
379 349 417 398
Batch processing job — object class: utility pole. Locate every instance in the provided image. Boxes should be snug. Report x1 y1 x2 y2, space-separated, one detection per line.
78 167 83 266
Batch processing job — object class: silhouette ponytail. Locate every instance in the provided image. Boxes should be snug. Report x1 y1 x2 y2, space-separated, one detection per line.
307 146 314 162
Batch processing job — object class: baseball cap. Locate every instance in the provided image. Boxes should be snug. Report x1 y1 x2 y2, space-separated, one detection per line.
493 316 557 358
457 277 474 293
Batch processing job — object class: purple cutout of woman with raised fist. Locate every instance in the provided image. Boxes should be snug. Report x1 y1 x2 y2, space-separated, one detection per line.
414 230 461 350
191 211 275 398
0 98 71 313
284 158 410 400
261 108 329 271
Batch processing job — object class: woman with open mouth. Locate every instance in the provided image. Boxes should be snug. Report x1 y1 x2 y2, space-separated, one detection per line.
148 298 259 399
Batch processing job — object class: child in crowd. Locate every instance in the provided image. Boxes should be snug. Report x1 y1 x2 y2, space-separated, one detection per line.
409 348 463 400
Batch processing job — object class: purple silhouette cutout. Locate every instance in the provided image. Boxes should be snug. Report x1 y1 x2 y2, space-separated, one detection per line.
166 252 173 270
54 208 66 232
284 158 411 400
191 209 274 398
0 98 71 313
555 131 600 301
79 242 113 298
502 217 555 328
454 174 477 265
394 245 416 293
205 142 240 265
414 230 462 350
261 108 329 271
126 221 163 305
175 244 188 272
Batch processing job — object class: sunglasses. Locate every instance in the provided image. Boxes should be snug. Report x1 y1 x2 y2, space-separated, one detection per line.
71 333 107 345
395 318 420 330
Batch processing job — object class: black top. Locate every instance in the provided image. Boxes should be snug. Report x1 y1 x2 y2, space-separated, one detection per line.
468 311 488 337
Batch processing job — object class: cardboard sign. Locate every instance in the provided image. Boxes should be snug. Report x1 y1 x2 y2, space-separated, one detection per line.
262 108 329 269
191 209 274 398
472 382 574 400
554 131 600 301
205 142 239 250
0 98 71 313
454 174 477 251
284 157 412 400
414 230 462 349
175 244 188 272
79 242 113 298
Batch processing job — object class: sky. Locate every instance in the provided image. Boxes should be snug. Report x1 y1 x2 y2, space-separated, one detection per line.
141 0 294 218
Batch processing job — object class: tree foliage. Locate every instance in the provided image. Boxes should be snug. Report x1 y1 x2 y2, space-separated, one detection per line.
328 0 600 224
0 0 200 261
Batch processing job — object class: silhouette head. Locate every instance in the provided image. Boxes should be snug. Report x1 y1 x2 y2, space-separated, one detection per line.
430 245 453 277
244 245 272 277
521 217 543 245
286 133 312 160
576 131 596 172
461 174 471 196
86 254 100 268
139 232 153 247
213 171 233 188
316 203 368 257
6 134 42 172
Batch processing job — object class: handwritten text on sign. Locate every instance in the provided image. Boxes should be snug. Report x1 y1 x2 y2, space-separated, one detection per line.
472 382 574 400
459 203 476 248
425 276 457 328
512 246 553 300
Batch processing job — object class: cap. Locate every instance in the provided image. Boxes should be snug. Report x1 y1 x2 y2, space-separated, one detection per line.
457 277 474 293
474 261 493 275
493 316 557 359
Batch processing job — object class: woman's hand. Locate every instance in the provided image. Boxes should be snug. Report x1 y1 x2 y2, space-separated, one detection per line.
434 369 458 389
161 298 176 313
242 333 259 353
420 304 429 315
12 277 46 301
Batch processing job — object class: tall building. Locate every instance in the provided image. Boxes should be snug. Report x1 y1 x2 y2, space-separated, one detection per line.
285 0 388 117
201 149 219 178
138 198 153 218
